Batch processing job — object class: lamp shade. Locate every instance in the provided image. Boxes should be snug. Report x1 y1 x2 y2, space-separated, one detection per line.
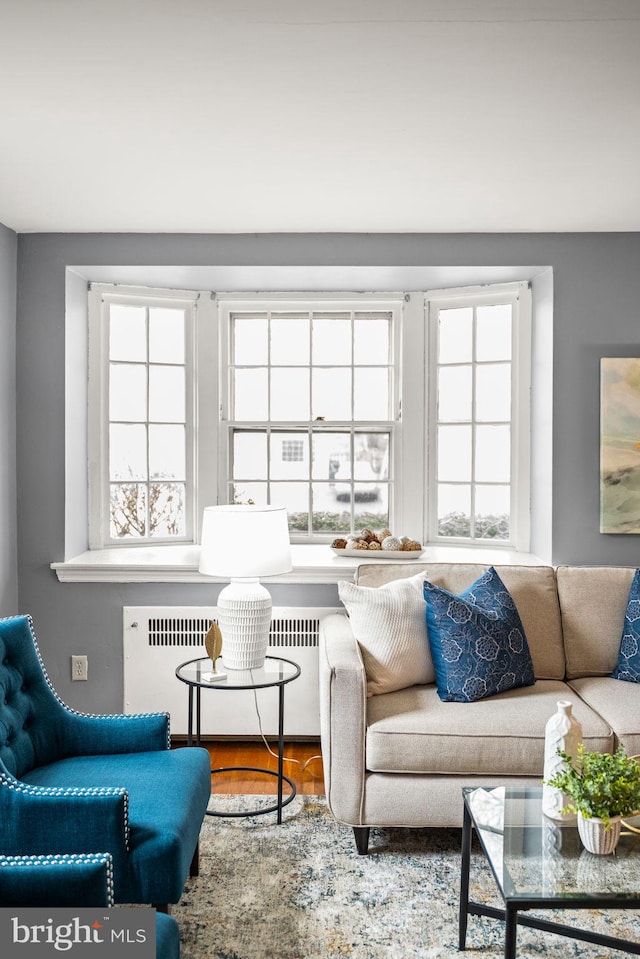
199 504 292 579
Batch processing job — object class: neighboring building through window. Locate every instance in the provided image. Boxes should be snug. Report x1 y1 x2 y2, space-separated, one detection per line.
281 439 304 462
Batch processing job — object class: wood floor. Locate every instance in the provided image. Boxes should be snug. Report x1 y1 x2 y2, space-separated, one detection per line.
191 740 325 796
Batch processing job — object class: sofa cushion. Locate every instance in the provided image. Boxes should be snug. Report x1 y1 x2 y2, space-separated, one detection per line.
338 572 434 696
556 566 637 679
569 676 640 756
356 563 565 680
424 567 535 702
365 680 614 776
611 569 640 683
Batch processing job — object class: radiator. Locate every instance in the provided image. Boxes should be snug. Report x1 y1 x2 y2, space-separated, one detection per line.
123 606 340 738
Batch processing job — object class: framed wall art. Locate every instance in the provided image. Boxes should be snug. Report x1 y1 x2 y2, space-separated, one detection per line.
600 357 640 533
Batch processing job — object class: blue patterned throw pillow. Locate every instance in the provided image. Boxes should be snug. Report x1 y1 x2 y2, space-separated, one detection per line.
424 566 535 703
612 569 640 683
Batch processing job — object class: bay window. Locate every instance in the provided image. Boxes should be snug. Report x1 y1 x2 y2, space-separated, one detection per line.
88 282 530 551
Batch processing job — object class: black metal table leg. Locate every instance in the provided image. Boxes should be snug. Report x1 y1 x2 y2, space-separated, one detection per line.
187 684 193 747
277 683 285 824
459 802 472 950
504 905 518 959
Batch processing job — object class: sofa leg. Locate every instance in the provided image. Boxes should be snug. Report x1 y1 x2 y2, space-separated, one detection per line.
190 841 200 877
353 826 370 855
155 904 170 914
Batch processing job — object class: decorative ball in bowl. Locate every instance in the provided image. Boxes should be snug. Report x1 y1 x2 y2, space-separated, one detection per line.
331 529 422 557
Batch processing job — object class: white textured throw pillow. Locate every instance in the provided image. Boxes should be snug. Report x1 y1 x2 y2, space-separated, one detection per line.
338 572 434 696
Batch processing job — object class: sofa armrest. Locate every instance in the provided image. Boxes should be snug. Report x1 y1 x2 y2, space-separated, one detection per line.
0 853 114 906
319 613 367 825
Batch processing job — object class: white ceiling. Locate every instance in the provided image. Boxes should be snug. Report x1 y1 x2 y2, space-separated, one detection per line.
1 0 639 234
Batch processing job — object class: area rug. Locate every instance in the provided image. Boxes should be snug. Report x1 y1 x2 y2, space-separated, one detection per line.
173 795 640 959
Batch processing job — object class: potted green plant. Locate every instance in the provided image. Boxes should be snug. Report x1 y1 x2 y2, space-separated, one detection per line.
545 744 640 854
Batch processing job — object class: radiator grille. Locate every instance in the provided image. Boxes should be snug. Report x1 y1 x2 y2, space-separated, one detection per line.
270 617 320 648
123 605 339 736
148 617 214 647
144 615 321 649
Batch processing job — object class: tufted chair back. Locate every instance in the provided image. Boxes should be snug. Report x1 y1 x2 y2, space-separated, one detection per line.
0 615 70 779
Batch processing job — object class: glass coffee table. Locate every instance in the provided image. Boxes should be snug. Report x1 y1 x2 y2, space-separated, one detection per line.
461 785 640 958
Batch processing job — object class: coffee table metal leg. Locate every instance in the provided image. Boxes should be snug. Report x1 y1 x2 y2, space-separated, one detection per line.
504 905 518 959
459 803 472 950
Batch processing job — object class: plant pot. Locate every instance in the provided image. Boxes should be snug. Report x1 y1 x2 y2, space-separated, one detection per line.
577 812 622 855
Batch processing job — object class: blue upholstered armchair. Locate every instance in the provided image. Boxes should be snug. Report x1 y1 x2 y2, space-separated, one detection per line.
0 615 211 909
0 853 180 959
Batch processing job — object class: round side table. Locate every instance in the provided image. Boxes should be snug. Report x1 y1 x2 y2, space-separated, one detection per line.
175 655 301 823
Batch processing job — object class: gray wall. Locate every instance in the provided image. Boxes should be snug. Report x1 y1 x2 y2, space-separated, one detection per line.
0 223 17 615
15 232 640 710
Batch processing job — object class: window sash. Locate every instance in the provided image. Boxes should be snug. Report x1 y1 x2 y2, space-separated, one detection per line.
425 282 531 551
88 283 209 548
217 294 402 543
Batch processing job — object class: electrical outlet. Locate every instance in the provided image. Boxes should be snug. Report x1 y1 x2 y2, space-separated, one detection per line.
71 655 88 681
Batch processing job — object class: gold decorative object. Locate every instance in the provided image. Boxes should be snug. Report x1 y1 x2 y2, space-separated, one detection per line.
205 622 223 673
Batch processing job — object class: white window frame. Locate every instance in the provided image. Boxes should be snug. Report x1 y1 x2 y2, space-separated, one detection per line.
86 283 531 554
424 281 532 552
87 283 217 549
216 293 403 543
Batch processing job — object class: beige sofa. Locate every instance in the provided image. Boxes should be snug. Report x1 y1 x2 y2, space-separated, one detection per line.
319 563 640 853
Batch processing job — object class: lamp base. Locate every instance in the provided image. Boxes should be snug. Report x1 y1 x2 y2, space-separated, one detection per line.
217 578 272 670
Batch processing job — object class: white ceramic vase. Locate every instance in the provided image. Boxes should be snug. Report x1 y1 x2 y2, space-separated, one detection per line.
542 700 582 821
577 812 622 855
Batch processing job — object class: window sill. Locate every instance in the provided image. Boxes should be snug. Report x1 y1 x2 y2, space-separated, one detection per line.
51 544 547 585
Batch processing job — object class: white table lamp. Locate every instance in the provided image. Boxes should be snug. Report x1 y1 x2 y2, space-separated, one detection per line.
199 505 292 670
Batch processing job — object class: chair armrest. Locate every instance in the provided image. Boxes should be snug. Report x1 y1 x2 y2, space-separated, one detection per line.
0 853 114 906
60 710 170 756
319 614 367 825
0 772 129 876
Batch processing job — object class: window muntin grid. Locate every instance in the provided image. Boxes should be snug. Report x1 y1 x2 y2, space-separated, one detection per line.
226 306 396 539
429 290 529 547
107 302 188 541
